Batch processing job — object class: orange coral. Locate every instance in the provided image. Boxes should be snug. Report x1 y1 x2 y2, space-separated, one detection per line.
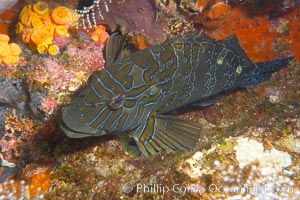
136 33 150 49
21 166 51 197
91 25 110 44
32 1 49 15
206 2 231 20
30 28 50 45
129 33 150 50
197 0 210 12
16 2 78 55
202 4 300 62
19 6 36 27
44 24 57 37
31 15 45 28
29 172 51 196
204 7 278 62
51 6 72 25
21 28 33 43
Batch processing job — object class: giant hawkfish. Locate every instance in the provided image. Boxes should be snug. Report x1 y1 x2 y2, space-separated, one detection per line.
60 32 293 157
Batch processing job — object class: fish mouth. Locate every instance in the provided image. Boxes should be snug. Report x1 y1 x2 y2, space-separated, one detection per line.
60 107 107 138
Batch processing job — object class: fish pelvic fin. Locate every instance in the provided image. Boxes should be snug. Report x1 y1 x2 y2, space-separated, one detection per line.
129 115 207 157
241 56 293 88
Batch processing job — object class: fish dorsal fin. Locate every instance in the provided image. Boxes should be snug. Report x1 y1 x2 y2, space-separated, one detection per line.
222 34 253 66
129 115 207 157
104 32 127 67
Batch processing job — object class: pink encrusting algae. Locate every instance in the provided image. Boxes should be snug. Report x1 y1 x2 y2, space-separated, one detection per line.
28 40 105 115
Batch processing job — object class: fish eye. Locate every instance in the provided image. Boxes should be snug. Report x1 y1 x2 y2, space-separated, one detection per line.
109 94 125 109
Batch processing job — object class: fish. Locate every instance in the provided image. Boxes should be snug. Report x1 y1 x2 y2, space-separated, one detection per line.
60 32 293 157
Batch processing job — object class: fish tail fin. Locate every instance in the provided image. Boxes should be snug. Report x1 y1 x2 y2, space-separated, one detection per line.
129 115 209 157
241 56 293 88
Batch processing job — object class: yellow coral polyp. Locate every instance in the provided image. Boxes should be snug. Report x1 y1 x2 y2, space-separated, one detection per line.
91 33 99 42
22 28 33 43
43 24 56 38
37 42 48 54
30 28 49 45
15 22 25 34
0 33 10 44
33 2 49 15
16 3 78 55
41 15 52 26
31 15 45 28
20 5 32 17
0 43 10 57
45 36 54 45
2 55 20 65
48 44 59 56
20 9 36 27
94 25 106 35
54 25 69 36
10 43 22 56
51 6 72 25
91 25 110 44
0 34 22 65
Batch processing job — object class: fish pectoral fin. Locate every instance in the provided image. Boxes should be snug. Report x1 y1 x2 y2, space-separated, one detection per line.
129 115 206 157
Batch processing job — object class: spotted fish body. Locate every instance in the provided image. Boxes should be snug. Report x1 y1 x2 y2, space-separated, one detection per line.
61 32 292 156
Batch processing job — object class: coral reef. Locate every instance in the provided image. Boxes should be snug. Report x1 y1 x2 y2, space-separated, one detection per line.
16 2 78 55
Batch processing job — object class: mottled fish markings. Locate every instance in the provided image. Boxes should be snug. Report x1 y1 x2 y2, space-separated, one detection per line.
61 32 293 157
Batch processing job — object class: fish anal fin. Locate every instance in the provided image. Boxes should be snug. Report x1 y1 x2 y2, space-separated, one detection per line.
129 115 206 157
192 93 224 107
